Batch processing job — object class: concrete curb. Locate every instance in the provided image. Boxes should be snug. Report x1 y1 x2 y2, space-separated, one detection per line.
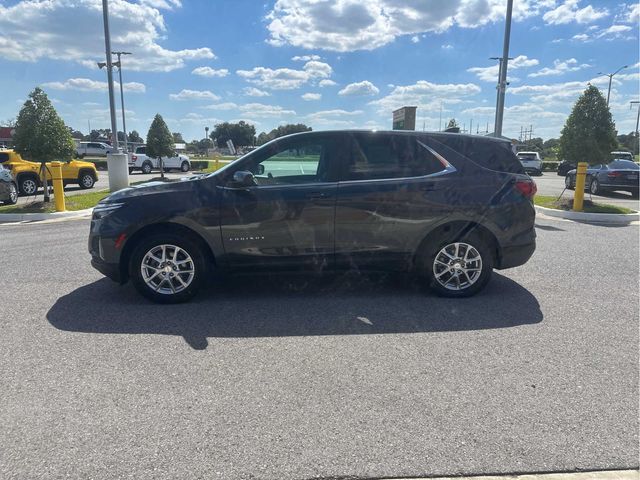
535 205 639 224
387 469 639 480
0 207 93 223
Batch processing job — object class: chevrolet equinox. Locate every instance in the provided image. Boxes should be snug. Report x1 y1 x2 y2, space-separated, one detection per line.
89 130 537 303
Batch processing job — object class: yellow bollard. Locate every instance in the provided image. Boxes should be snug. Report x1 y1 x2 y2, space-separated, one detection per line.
573 161 588 212
215 156 220 171
50 161 66 212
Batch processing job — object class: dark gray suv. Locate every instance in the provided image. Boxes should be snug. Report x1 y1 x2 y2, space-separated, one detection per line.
89 130 537 303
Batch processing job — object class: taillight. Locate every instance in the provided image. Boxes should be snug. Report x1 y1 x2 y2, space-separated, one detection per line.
607 171 621 178
132 155 137 161
515 179 537 199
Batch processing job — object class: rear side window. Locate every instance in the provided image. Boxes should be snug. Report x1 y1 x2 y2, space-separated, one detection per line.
465 139 524 174
137 147 146 154
0 153 9 163
345 135 445 181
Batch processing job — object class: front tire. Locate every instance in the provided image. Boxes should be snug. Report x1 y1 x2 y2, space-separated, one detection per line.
590 178 600 195
5 182 18 204
180 161 190 173
129 233 208 303
422 232 493 298
19 176 39 196
141 161 153 175
78 172 95 189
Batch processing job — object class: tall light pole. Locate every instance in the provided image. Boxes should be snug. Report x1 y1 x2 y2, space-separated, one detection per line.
631 101 640 155
599 65 628 107
112 51 131 152
493 0 514 138
101 0 119 152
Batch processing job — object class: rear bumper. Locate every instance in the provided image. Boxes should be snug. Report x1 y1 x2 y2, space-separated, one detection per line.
497 240 536 270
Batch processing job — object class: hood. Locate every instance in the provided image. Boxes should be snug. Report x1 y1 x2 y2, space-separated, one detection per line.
69 159 96 169
105 175 204 202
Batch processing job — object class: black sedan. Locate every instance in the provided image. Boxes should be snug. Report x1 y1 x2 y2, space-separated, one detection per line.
565 160 639 197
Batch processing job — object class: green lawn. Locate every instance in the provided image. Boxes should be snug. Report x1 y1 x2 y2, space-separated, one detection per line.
535 195 635 214
0 188 112 214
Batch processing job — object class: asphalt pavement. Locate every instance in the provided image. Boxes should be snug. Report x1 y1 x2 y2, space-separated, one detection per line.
0 215 637 479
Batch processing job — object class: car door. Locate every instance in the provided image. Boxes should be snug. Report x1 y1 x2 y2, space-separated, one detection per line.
218 135 341 271
334 133 454 271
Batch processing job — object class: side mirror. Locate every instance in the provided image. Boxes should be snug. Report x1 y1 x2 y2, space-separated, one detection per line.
232 170 256 187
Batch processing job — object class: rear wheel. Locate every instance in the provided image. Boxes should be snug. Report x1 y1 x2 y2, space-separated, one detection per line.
422 231 493 298
180 161 190 173
5 182 18 204
590 178 600 195
129 233 208 303
141 161 153 174
19 176 38 196
565 175 574 190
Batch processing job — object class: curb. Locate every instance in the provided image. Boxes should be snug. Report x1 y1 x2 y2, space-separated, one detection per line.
535 205 639 224
387 469 639 480
0 207 93 223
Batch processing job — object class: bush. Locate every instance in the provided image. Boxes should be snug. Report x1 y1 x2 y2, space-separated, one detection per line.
542 162 559 172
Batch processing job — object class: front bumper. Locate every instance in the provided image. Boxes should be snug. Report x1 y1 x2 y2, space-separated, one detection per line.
91 256 122 283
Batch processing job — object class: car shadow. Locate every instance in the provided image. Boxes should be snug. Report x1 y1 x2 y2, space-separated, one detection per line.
47 273 543 350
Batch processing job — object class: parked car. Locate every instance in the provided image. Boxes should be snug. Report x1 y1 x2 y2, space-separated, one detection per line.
516 151 543 176
0 165 18 205
89 130 537 303
76 141 113 158
557 160 576 176
0 150 98 195
610 151 634 162
128 145 191 174
565 159 639 197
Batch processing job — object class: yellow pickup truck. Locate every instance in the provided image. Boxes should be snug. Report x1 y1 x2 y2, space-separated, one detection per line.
0 149 98 196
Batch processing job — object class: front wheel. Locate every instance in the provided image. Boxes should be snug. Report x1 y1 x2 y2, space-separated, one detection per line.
5 182 18 204
141 162 153 174
129 233 208 303
424 232 493 298
590 178 600 195
78 172 95 189
19 176 39 196
180 161 190 173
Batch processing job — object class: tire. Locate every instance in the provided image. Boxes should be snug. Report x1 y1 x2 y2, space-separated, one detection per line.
141 161 153 174
129 232 208 304
78 172 95 189
180 161 190 173
565 175 574 190
422 231 493 298
18 176 39 196
590 178 600 195
5 182 18 205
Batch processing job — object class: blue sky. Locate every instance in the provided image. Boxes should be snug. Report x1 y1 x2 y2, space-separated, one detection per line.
0 0 638 142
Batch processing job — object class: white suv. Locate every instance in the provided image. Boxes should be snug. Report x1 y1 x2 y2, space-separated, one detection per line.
516 151 543 176
128 145 191 174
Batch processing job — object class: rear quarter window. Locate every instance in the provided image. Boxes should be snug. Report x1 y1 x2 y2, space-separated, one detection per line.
466 139 525 174
0 153 9 163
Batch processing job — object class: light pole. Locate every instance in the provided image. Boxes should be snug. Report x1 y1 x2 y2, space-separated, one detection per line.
100 0 118 152
112 51 131 153
599 65 628 107
631 101 640 154
493 0 514 138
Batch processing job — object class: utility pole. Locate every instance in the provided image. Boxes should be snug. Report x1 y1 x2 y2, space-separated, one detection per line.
493 0 514 138
599 65 628 107
101 0 119 152
632 101 640 154
112 51 131 153
439 102 443 131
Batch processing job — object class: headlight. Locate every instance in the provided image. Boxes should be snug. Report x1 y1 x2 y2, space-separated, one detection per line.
93 202 124 219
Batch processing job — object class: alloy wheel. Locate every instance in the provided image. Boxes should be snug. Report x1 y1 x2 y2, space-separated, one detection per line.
22 179 37 195
9 183 18 203
141 244 195 295
432 242 483 291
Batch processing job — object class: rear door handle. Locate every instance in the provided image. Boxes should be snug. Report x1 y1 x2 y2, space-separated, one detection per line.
306 192 330 199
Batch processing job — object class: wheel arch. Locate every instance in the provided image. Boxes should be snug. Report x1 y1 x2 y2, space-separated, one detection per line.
412 221 500 271
118 222 217 283
78 167 97 181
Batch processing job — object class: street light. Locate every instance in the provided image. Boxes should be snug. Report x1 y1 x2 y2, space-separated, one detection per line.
598 65 628 107
112 51 131 153
493 0 514 138
100 0 118 152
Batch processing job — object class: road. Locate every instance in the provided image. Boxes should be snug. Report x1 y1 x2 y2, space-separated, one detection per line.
16 170 640 211
0 216 637 479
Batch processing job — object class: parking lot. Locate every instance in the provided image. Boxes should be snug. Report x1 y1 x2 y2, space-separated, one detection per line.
0 215 637 479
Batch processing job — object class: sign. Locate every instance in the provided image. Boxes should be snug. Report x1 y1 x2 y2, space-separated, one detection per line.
392 106 417 131
226 139 236 155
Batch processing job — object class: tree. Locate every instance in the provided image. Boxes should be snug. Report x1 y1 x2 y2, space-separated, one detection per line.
67 127 84 140
558 85 617 165
127 130 143 143
12 87 75 202
146 114 174 180
1 118 16 127
212 121 256 148
617 132 639 156
172 132 185 144
256 123 312 145
117 131 126 142
256 132 271 146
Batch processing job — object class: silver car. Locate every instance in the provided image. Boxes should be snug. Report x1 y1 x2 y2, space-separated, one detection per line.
0 167 18 205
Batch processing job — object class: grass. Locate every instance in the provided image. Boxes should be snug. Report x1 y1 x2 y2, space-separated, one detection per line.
0 188 112 214
535 195 636 214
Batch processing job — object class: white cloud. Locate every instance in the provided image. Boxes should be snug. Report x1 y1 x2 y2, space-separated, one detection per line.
338 80 380 96
42 77 146 93
411 35 419 43
192 67 229 77
543 0 609 25
291 54 321 62
617 3 639 23
572 33 590 41
306 109 363 126
369 80 481 113
467 55 539 82
243 87 271 97
0 0 215 72
319 79 338 87
301 93 322 101
266 0 553 52
169 89 220 101
529 58 590 77
237 60 333 90
441 44 454 50
201 102 239 110
239 103 296 118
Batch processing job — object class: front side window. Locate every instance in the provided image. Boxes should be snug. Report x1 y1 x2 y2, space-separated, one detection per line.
248 140 328 185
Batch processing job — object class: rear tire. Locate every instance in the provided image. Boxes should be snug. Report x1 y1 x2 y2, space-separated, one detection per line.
421 231 493 298
565 175 574 190
18 176 39 196
180 161 190 173
141 161 153 174
129 232 208 304
5 182 18 204
590 178 600 195
78 172 95 189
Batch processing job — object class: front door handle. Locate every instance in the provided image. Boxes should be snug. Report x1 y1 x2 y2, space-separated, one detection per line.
306 192 330 199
